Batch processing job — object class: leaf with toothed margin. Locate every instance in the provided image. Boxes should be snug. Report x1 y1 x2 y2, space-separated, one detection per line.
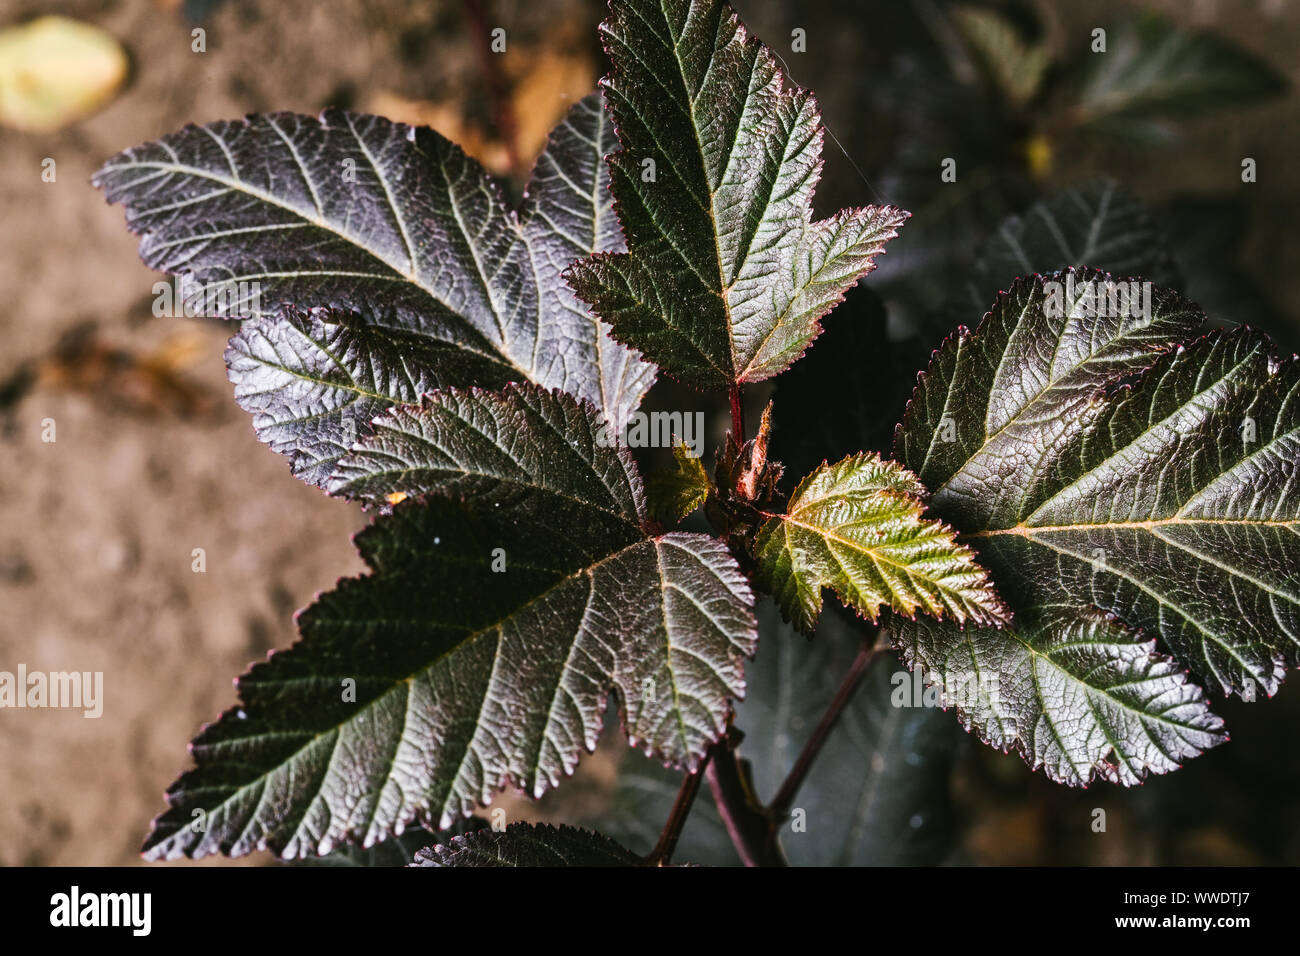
897 268 1300 711
565 0 907 390
328 383 639 512
754 453 1008 633
94 92 654 486
411 823 645 867
646 442 711 523
140 389 756 860
228 307 518 487
894 606 1226 786
293 824 452 867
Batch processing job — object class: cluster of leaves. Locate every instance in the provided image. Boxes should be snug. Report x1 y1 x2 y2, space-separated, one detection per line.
839 0 1288 334
96 0 1296 866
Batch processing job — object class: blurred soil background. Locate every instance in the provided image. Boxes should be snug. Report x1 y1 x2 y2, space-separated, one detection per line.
0 0 1297 865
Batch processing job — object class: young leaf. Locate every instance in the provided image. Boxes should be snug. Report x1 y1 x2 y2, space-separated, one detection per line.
754 453 1008 632
646 442 711 523
411 823 644 867
142 390 756 860
94 92 654 486
898 270 1300 699
895 606 1226 786
566 0 908 389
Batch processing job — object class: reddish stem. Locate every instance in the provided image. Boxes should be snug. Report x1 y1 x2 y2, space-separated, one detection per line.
706 740 787 867
648 752 711 866
729 384 744 439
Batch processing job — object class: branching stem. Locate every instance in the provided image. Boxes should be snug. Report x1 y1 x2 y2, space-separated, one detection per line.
706 736 788 866
648 750 711 866
655 389 885 866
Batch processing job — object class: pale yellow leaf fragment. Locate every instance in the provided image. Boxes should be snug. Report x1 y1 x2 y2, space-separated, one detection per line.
0 16 128 132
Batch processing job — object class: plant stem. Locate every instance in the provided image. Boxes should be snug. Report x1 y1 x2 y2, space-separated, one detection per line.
648 751 712 866
768 632 883 822
729 384 744 439
706 736 788 866
705 385 793 864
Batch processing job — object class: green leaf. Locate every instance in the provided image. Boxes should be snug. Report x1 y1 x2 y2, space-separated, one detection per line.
141 388 756 860
968 331 1299 697
968 179 1180 312
896 268 1300 785
754 453 1009 632
735 601 960 865
1064 12 1286 132
566 0 907 389
898 269 1202 524
646 442 711 523
895 606 1226 787
95 92 654 487
412 823 644 867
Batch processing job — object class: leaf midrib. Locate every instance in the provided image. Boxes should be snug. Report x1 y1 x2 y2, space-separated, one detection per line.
1018 630 1219 738
965 515 1300 537
654 0 742 382
99 156 531 379
158 540 658 857
998 532 1275 689
766 508 956 596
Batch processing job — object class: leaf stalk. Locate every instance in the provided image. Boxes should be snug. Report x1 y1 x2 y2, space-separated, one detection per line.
647 751 712 866
768 632 883 822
